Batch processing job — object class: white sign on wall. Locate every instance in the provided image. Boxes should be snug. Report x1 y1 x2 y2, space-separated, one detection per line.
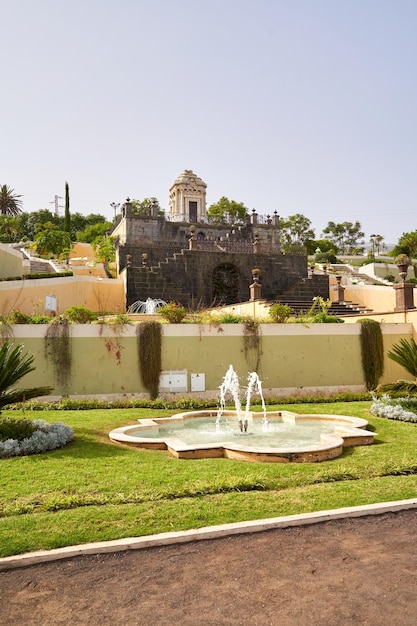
45 295 57 312
191 373 205 392
159 370 188 393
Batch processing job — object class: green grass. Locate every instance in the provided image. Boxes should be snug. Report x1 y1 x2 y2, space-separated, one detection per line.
1 402 416 557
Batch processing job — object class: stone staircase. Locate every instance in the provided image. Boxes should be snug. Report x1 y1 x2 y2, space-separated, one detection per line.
330 263 388 286
28 259 55 274
277 274 330 301
272 299 370 317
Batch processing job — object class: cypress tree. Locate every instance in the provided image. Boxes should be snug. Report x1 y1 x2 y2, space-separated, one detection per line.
64 181 71 234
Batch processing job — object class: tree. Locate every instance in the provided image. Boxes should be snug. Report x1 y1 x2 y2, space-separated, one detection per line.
280 214 315 250
76 221 113 243
368 233 386 259
306 238 338 255
388 338 417 382
207 197 249 225
93 235 115 277
131 197 164 217
0 215 23 243
391 230 417 261
322 221 364 254
34 229 72 259
0 185 23 216
0 343 52 409
64 181 71 234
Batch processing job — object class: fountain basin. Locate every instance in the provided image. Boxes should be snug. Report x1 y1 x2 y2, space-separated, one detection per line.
109 410 375 463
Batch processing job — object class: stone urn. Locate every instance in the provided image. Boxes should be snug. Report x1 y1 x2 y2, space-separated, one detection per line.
395 254 410 282
251 268 261 283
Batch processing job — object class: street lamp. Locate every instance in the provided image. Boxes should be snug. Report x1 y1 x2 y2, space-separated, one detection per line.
110 202 121 221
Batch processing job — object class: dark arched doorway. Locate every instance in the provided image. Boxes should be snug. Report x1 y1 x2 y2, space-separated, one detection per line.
212 264 239 305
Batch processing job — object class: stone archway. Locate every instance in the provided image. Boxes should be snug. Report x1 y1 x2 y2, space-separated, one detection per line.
212 264 239 305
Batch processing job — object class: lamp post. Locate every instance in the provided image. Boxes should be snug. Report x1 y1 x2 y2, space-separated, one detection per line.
110 202 120 221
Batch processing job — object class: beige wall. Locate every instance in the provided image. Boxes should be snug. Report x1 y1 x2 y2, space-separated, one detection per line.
0 244 24 279
10 322 412 398
343 284 398 312
0 276 125 316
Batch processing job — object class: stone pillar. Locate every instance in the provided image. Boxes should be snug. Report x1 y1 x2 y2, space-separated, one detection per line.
250 282 262 301
335 276 345 303
394 282 415 311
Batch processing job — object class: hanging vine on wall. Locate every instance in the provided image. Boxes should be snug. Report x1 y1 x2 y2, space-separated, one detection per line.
137 322 162 400
357 319 384 391
242 317 262 372
44 316 72 394
99 313 130 366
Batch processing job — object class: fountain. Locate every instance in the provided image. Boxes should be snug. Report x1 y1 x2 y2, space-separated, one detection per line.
109 366 376 463
128 298 167 314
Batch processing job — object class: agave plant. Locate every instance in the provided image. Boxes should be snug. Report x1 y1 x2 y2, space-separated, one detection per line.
0 342 53 409
387 338 417 382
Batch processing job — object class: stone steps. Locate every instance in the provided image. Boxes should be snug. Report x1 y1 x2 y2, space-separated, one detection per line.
273 299 370 317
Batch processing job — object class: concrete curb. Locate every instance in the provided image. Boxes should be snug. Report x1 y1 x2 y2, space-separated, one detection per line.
1 498 416 571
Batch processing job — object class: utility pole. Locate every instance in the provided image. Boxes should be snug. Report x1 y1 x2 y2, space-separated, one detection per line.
50 195 64 216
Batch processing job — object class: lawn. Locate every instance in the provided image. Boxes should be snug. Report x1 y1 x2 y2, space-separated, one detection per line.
1 401 416 557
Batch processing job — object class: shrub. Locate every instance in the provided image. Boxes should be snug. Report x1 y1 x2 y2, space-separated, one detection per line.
269 303 292 323
8 310 31 324
64 305 96 324
315 251 337 264
377 380 417 396
215 313 244 324
30 314 51 324
0 417 36 441
7 311 50 324
158 303 187 324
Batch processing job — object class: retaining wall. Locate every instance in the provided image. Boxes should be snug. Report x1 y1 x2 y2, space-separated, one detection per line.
10 322 413 399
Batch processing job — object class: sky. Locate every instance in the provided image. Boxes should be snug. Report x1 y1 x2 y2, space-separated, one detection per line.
1 0 416 245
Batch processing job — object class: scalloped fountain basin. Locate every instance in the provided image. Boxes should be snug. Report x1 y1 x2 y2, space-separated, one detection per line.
109 410 375 463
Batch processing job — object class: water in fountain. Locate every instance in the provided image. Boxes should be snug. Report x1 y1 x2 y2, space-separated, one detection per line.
216 365 242 431
128 298 167 314
217 365 266 433
245 371 268 430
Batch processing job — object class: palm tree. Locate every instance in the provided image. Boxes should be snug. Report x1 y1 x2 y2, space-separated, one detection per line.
387 338 417 382
0 185 23 216
0 343 52 409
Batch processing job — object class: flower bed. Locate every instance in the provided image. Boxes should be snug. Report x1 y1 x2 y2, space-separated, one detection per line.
371 395 417 423
0 420 73 458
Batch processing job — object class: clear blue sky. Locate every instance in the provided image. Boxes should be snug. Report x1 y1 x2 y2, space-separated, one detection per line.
2 0 416 244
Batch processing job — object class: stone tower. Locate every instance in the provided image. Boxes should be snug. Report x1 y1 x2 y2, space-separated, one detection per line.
169 169 207 223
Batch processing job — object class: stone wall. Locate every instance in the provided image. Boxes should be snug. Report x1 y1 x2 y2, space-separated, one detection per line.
123 249 309 308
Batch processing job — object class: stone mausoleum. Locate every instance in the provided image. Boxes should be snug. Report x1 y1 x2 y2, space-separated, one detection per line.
111 169 329 310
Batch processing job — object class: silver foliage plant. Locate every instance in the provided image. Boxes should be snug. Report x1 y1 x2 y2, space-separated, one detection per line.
0 420 73 458
371 394 417 423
